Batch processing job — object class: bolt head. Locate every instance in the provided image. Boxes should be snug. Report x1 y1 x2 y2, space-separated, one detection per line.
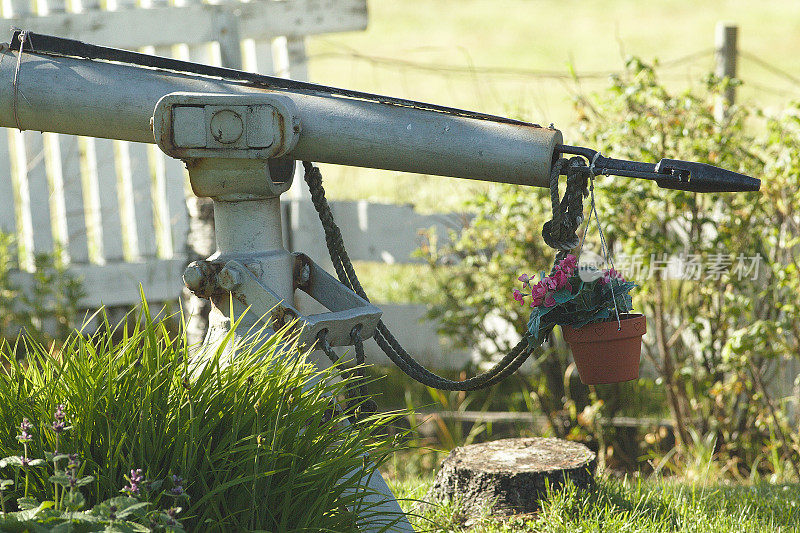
299 263 311 285
183 262 207 291
217 265 243 292
210 109 243 144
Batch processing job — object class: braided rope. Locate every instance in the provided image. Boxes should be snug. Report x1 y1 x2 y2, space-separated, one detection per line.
303 162 541 391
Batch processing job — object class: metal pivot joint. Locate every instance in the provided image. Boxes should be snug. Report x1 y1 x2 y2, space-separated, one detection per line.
153 92 300 198
156 92 382 353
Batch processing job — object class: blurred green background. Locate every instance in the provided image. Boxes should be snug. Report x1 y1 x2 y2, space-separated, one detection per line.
305 0 800 210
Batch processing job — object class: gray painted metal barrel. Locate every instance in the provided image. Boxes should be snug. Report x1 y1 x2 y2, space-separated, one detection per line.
0 48 561 188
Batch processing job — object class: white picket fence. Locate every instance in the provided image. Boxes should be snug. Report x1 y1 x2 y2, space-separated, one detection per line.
0 0 472 369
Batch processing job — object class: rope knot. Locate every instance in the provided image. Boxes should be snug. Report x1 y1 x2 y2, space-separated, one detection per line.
542 157 589 255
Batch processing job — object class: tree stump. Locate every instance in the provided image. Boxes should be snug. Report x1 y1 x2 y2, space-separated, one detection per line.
424 437 596 518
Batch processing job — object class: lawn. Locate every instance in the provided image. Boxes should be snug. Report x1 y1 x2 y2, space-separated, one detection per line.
390 474 800 532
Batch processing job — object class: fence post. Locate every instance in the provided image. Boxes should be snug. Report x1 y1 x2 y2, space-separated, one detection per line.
714 22 738 121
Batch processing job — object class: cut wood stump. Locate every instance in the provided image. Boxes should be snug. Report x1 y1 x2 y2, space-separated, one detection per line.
424 437 596 518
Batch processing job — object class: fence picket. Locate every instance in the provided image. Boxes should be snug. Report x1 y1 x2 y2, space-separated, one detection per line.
43 132 70 264
59 135 89 264
8 130 35 269
112 140 141 260
0 132 15 235
76 136 105 263
94 138 124 262
23 132 55 265
132 141 161 258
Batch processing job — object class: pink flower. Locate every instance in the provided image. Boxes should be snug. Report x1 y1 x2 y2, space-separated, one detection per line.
530 296 543 307
601 268 625 285
553 269 571 290
543 294 556 307
518 274 530 284
512 289 525 305
543 276 558 291
531 282 547 300
558 254 578 275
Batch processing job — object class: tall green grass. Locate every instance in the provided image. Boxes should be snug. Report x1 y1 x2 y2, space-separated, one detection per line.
0 305 405 531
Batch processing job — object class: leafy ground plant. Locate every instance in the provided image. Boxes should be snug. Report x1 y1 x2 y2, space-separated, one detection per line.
417 57 800 477
0 412 187 532
0 304 405 532
0 232 83 347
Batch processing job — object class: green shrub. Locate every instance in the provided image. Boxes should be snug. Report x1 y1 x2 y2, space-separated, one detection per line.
0 232 83 346
0 305 405 531
418 58 800 478
575 59 799 478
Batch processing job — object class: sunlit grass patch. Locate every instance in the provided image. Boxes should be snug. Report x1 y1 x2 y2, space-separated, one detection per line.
391 474 800 532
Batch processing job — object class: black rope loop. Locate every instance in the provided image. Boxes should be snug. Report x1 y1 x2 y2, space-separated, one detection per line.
542 157 590 266
316 329 339 364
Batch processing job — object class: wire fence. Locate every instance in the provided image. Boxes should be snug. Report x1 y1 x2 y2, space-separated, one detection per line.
308 42 800 101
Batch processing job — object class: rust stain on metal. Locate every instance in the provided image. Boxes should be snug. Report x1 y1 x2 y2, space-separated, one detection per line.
271 305 297 330
274 108 286 155
292 252 312 292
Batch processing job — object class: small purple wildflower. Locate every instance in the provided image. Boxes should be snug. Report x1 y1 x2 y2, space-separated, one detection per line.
67 454 80 471
171 474 185 496
17 419 32 443
52 404 67 434
123 468 144 495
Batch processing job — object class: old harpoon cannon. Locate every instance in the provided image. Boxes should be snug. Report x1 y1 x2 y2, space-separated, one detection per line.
0 31 760 532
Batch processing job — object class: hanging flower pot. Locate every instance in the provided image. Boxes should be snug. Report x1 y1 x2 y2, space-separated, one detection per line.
561 313 646 385
516 255 644 385
516 163 646 386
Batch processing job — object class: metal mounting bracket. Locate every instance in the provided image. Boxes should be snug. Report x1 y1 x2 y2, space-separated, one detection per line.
185 254 381 349
153 92 300 198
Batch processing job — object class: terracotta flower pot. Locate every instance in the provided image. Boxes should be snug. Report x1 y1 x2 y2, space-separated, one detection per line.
561 313 646 385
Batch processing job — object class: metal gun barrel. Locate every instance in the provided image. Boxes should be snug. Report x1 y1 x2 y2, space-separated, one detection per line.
0 47 561 187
